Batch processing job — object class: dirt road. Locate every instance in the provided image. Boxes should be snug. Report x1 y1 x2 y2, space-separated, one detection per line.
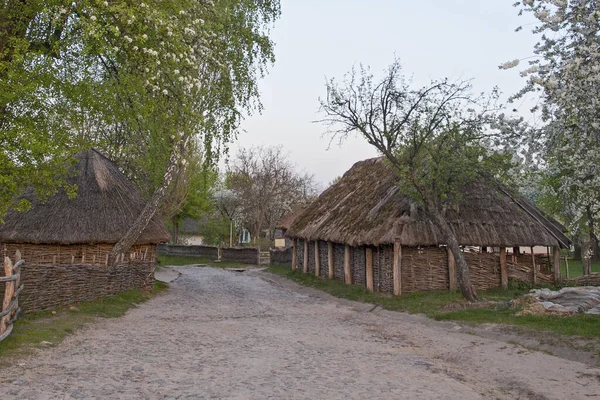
1 266 598 399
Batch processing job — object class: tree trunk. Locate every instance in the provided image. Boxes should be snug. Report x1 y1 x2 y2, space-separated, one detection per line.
172 216 180 245
586 207 600 262
109 148 180 265
582 235 592 276
431 211 478 301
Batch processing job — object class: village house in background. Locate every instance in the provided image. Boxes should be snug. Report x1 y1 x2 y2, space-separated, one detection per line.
283 158 571 295
274 207 306 248
0 149 170 312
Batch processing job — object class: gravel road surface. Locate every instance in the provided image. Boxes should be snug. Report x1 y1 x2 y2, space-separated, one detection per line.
0 266 598 399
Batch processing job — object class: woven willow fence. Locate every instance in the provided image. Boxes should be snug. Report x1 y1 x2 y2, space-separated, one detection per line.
0 251 24 342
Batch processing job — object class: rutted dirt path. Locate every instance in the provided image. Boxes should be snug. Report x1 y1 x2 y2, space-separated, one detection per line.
1 266 599 399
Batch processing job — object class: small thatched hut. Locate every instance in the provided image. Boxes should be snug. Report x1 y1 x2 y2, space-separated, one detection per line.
0 149 169 311
286 157 570 294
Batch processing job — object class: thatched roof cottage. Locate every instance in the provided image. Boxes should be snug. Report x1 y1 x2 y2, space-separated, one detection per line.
0 149 169 311
286 157 570 294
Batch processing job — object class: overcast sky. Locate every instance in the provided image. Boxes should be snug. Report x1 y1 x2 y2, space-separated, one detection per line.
229 0 539 189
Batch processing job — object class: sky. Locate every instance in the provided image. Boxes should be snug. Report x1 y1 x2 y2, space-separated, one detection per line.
229 0 540 189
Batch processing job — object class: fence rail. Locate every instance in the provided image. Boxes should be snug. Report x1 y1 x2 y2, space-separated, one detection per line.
0 252 24 343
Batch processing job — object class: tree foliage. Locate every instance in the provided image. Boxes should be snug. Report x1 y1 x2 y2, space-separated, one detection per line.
508 0 600 264
227 145 317 242
1 0 280 256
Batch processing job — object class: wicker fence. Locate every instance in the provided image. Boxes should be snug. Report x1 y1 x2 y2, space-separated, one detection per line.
283 242 555 294
0 244 157 313
158 244 260 265
0 253 24 342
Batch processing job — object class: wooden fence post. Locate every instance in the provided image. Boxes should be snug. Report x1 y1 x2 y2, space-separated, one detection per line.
394 241 402 296
366 248 374 292
314 241 320 277
564 256 569 279
344 244 351 284
531 247 537 285
303 240 308 273
328 242 334 279
553 247 561 284
0 257 14 335
448 248 456 290
292 239 297 271
500 248 508 289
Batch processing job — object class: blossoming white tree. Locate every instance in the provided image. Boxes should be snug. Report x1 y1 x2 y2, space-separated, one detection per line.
506 0 600 272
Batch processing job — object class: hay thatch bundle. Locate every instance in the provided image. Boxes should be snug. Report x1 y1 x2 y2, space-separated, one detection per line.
0 149 169 245
288 157 569 248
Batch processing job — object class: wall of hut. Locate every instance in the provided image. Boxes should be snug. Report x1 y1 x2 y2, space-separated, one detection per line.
270 246 293 265
1 243 156 312
282 241 555 294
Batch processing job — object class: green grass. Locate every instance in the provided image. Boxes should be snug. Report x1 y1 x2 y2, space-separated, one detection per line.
267 265 600 338
158 254 246 268
562 259 600 278
0 280 168 360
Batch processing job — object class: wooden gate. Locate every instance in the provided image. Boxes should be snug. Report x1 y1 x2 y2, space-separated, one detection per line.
0 251 24 342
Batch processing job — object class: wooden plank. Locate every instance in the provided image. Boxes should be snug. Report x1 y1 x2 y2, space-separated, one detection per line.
553 247 561 283
366 247 373 292
500 248 508 289
328 242 334 279
447 248 456 290
344 244 351 284
565 256 569 279
291 239 297 271
531 247 537 285
314 241 320 277
303 240 308 273
393 241 402 296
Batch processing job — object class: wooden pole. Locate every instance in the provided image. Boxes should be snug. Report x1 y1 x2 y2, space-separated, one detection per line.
447 247 456 290
531 246 537 285
366 247 374 292
314 241 320 277
328 242 334 279
553 246 561 284
344 244 351 284
564 256 569 279
393 241 402 296
303 240 308 273
291 239 297 271
1 257 14 334
500 248 508 289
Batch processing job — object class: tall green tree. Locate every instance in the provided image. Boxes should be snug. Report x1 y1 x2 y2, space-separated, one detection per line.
1 0 281 260
319 60 513 301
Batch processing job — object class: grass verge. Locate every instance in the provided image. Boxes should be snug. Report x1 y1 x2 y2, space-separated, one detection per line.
157 254 246 268
0 280 168 361
267 265 600 338
563 260 600 278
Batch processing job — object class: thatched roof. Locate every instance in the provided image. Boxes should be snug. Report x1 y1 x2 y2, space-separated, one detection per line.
0 149 170 245
287 157 570 248
276 207 306 231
